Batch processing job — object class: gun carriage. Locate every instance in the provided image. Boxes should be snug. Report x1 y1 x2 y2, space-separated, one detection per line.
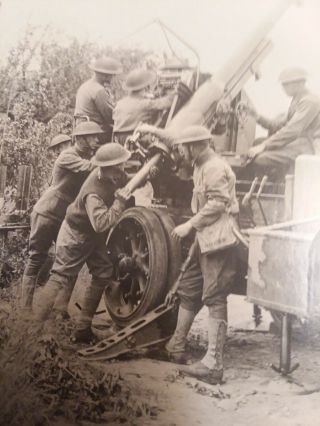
80 0 320 374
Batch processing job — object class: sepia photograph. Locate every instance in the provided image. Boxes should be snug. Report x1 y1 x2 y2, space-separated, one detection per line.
0 0 320 425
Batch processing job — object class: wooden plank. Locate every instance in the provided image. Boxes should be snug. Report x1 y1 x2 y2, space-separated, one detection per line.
0 165 7 198
17 165 33 211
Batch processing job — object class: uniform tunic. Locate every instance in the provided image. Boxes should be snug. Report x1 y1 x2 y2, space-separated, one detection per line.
51 168 127 279
177 147 239 312
252 89 320 176
25 146 94 276
112 92 174 142
35 168 129 324
75 78 114 139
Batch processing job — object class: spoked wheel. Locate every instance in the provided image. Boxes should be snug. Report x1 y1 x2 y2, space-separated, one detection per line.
104 207 170 327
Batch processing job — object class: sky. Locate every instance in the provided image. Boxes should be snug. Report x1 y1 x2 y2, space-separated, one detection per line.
0 0 320 117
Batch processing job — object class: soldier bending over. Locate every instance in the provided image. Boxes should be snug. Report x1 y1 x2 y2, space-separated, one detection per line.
34 143 131 344
21 122 104 315
113 68 175 144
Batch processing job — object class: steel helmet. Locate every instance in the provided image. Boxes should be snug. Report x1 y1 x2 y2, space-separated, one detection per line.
124 69 157 92
49 134 71 149
92 143 131 167
72 121 105 137
278 67 307 84
89 57 122 75
172 125 213 145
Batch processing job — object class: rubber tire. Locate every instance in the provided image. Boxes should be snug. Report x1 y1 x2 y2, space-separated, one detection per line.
152 209 182 333
152 209 182 294
104 207 168 327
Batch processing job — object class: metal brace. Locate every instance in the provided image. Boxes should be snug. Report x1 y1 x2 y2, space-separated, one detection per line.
271 313 299 376
78 303 175 361
79 242 197 361
241 177 259 227
256 175 269 226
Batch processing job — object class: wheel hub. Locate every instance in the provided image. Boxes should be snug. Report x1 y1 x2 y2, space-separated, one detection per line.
118 255 136 276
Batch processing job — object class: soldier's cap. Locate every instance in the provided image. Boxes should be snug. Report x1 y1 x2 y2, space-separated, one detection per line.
172 125 213 145
49 134 71 149
91 143 131 167
124 69 157 92
72 121 105 137
279 67 307 84
90 57 122 75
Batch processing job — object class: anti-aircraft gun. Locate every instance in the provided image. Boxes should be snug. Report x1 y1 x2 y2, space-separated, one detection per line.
80 0 320 374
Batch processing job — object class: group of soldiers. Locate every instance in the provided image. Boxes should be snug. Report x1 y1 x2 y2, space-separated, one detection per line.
18 55 320 385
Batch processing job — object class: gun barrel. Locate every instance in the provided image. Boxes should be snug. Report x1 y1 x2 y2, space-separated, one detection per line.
124 153 162 194
166 0 295 133
216 0 295 87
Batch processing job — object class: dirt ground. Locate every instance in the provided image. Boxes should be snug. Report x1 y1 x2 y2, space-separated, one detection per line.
66 286 320 426
3 277 319 426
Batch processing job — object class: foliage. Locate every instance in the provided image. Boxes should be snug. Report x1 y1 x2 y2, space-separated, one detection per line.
0 29 155 284
0 28 164 426
0 29 155 196
0 231 29 288
0 294 158 425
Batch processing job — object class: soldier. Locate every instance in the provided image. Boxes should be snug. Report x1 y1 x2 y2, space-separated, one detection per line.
164 125 239 385
112 68 175 144
245 67 320 179
20 121 104 315
46 134 72 186
75 57 122 142
36 134 73 285
48 134 72 157
34 143 132 344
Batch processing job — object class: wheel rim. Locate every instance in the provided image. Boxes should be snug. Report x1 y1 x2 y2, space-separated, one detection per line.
105 207 168 325
107 218 150 317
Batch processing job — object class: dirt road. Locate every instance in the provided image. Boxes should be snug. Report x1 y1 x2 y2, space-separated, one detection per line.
2 282 317 426
87 296 320 426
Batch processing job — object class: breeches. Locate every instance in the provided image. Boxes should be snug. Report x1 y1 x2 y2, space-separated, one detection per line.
177 242 237 312
51 220 113 279
252 137 314 176
24 212 61 276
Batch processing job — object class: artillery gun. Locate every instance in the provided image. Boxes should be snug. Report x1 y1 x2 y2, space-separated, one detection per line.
80 0 320 374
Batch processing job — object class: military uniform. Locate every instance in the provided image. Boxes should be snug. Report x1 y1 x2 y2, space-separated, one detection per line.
21 146 94 311
165 126 239 384
75 79 114 140
34 166 128 333
176 147 239 312
251 90 320 177
112 68 174 144
113 93 174 144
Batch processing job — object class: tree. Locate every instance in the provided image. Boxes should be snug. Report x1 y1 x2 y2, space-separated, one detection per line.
0 32 154 197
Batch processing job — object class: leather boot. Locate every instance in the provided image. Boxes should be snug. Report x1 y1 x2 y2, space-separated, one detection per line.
33 275 64 320
20 275 37 313
53 275 78 320
71 277 112 344
179 318 227 384
165 307 196 363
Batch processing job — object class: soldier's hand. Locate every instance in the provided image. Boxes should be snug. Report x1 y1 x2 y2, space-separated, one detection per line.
115 187 131 203
135 123 157 136
247 142 266 160
172 221 193 239
165 289 177 307
149 165 160 179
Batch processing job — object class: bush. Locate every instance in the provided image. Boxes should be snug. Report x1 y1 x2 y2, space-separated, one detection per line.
0 30 155 196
